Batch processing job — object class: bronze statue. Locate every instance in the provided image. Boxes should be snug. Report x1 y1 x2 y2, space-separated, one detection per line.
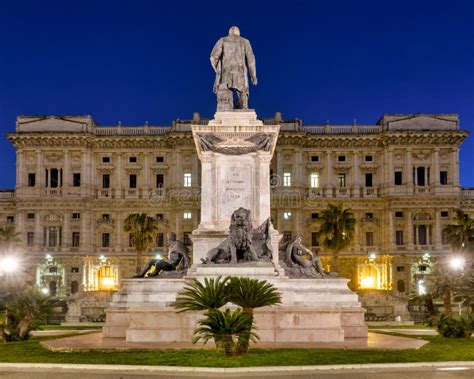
210 26 257 110
202 207 259 264
135 232 190 278
284 235 329 277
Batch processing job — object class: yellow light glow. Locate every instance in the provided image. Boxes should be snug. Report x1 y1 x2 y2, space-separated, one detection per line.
360 276 375 289
101 277 115 287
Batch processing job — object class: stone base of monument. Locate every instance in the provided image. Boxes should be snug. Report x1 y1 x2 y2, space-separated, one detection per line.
103 264 368 343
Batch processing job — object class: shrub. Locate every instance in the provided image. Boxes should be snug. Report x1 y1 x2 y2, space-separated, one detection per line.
432 313 473 338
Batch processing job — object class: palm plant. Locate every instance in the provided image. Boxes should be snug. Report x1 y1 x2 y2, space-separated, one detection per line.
316 203 356 271
175 276 230 313
0 287 53 341
226 277 282 353
192 308 258 356
0 222 21 252
442 210 474 251
123 213 159 275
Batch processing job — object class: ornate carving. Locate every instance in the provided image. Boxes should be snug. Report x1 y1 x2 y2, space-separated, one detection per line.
196 133 274 155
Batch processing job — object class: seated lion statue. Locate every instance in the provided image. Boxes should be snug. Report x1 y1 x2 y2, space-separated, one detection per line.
202 207 259 264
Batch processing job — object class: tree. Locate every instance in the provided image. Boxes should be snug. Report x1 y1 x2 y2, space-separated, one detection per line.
175 277 230 313
123 213 159 275
0 287 53 342
192 308 257 356
442 210 474 251
226 277 282 353
0 222 20 252
316 203 356 271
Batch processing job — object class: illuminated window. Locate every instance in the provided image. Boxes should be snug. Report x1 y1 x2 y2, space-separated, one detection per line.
310 173 319 188
357 256 392 290
184 173 192 187
283 172 291 187
97 265 117 290
283 212 292 220
184 212 192 219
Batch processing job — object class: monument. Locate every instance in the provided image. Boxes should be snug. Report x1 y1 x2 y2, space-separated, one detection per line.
103 27 368 344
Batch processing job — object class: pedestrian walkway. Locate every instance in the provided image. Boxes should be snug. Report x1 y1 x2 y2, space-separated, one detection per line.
41 331 428 352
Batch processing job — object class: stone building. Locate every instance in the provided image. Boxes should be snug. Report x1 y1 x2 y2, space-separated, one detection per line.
0 112 471 320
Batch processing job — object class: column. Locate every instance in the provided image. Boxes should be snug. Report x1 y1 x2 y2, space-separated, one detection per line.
387 148 394 189
63 150 70 192
432 148 439 188
63 213 69 249
325 151 333 197
16 150 24 188
276 150 282 180
406 149 412 192
258 154 272 225
116 153 122 198
293 150 303 188
174 150 181 187
407 210 414 249
388 210 394 251
35 211 42 246
354 214 361 252
353 152 360 197
143 152 150 194
115 211 123 252
452 148 459 187
36 150 43 191
434 209 442 250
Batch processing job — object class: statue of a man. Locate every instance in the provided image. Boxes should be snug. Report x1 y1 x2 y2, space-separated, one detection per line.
134 232 190 278
210 26 257 110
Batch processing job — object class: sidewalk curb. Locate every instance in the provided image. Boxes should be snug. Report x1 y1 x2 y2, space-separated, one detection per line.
0 361 473 374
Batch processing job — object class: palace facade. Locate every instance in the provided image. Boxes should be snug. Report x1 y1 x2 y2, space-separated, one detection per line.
1 112 471 320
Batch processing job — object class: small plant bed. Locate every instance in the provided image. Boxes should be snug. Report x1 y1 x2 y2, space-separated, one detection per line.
0 334 472 367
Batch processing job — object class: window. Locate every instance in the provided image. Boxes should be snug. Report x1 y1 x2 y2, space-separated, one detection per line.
365 155 373 162
283 172 291 187
311 232 319 247
156 174 164 188
27 232 34 246
365 232 374 246
72 212 80 220
310 155 319 162
72 232 80 247
184 173 192 187
441 211 449 218
395 211 404 218
102 214 110 220
71 280 79 294
102 156 110 163
440 171 448 185
311 212 319 220
73 173 81 187
416 167 426 186
337 155 346 162
50 168 59 188
183 232 191 246
337 173 346 187
396 266 405 272
156 213 164 221
102 233 110 247
28 173 36 187
156 233 164 247
102 174 110 189
6 216 14 223
310 173 319 188
283 212 292 220
184 212 192 219
129 174 137 188
283 231 292 243
129 156 137 163
48 226 59 247
71 267 79 273
417 225 428 245
394 171 402 185
395 231 404 246
365 173 373 187
27 212 35 220
365 212 373 220
156 156 164 163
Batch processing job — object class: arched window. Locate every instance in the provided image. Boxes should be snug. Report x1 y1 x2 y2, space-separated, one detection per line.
49 281 57 297
71 280 79 294
397 279 405 293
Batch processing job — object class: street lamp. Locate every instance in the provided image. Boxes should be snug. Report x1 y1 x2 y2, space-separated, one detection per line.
0 256 20 275
449 256 465 270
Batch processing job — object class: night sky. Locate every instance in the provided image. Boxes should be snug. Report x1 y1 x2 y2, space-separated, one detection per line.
0 0 473 189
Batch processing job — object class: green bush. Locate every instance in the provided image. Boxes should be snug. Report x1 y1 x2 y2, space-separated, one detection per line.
432 313 473 338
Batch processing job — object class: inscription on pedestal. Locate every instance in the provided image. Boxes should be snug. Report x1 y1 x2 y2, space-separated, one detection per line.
219 165 252 220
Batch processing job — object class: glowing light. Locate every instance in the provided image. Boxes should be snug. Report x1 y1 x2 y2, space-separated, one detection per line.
1 256 19 273
418 280 426 296
41 288 49 294
423 251 430 259
155 254 162 260
449 256 465 270
45 254 53 260
368 252 377 260
360 277 375 288
99 255 107 263
101 277 115 287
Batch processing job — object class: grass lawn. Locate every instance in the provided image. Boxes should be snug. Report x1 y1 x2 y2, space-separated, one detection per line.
0 333 472 367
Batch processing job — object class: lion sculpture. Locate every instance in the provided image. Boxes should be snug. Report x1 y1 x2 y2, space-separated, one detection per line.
202 207 260 264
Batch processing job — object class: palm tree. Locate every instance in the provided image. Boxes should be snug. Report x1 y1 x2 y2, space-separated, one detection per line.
316 203 356 271
0 222 21 252
123 213 159 275
175 277 230 313
192 308 257 356
226 277 282 353
1 287 53 341
442 210 474 252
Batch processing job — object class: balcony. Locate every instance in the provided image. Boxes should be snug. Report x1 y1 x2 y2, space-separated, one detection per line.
0 191 14 201
44 188 63 196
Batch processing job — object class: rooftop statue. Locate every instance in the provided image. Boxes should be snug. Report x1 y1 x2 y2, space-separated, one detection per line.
210 26 257 111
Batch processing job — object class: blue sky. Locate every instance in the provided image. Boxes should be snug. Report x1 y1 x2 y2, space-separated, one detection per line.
0 0 473 188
